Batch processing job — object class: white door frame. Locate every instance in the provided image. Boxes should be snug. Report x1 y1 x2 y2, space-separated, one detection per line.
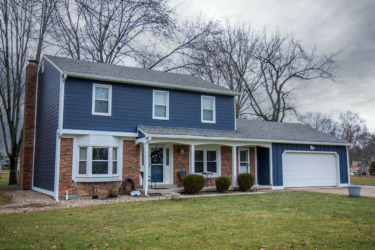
149 144 173 184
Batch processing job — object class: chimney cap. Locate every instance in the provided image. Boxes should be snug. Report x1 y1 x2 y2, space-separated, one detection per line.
28 59 38 64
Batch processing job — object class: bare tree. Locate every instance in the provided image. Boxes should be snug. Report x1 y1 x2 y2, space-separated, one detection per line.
297 112 338 135
188 23 259 118
245 32 338 121
137 16 222 72
0 0 52 185
338 111 365 146
51 0 173 64
188 26 337 121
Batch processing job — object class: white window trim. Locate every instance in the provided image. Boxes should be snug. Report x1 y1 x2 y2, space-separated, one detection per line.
92 84 112 116
72 135 122 182
201 95 216 123
238 148 250 174
152 90 169 120
193 146 221 177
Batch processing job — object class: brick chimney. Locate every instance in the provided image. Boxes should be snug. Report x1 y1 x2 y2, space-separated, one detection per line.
19 60 38 190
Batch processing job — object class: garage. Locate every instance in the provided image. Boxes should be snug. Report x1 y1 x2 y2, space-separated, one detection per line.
282 152 338 187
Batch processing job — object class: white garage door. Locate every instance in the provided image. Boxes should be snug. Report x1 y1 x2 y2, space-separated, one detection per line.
283 152 338 187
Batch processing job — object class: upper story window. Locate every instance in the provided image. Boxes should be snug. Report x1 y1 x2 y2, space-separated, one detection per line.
201 96 216 123
92 84 112 116
153 90 169 120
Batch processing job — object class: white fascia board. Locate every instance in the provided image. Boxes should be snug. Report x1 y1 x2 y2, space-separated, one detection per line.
63 71 239 97
32 186 55 197
142 133 351 146
61 129 138 138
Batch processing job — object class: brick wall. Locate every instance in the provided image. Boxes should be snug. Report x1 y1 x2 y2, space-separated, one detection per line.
221 146 232 184
19 60 38 190
173 145 189 186
58 139 140 198
123 140 140 188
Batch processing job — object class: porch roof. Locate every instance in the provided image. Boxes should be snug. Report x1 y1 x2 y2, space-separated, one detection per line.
138 119 350 146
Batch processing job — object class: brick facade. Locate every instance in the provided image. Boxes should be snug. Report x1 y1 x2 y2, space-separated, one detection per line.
221 146 233 184
20 60 38 190
173 145 190 186
58 139 140 198
57 140 259 197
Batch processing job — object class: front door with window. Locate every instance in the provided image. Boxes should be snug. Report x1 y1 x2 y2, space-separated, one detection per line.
239 149 250 173
150 146 164 182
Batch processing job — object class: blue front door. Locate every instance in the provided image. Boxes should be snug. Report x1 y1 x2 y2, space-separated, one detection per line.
151 146 163 182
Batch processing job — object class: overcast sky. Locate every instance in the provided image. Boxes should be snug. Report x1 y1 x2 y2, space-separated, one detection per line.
170 0 375 132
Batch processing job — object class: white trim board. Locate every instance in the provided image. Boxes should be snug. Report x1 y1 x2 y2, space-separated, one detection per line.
32 186 55 197
61 129 137 138
137 132 351 146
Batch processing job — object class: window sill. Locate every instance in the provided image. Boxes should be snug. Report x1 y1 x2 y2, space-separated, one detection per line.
152 116 169 120
92 112 112 117
73 175 121 182
201 120 216 124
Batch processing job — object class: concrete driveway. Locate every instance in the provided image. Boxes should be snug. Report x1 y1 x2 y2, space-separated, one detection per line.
289 186 375 197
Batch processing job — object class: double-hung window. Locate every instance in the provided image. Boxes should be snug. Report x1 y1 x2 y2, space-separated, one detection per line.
201 96 215 123
153 90 169 120
194 150 218 173
92 84 112 116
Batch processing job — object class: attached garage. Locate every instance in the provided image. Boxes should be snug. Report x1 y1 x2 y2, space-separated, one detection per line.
282 152 339 187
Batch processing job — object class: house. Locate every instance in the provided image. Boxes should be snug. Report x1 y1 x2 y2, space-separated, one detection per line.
19 55 351 200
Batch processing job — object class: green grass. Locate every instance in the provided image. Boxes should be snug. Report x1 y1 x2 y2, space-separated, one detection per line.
0 170 17 190
351 176 375 186
0 194 11 205
0 192 374 249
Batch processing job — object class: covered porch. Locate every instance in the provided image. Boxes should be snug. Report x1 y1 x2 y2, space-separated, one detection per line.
135 127 273 195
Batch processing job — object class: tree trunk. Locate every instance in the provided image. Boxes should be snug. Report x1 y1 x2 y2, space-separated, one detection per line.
8 156 18 185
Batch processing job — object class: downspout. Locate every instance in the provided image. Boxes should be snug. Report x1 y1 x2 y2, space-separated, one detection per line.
54 73 67 201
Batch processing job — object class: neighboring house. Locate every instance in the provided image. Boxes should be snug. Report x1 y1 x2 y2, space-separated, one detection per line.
0 159 10 171
19 55 351 200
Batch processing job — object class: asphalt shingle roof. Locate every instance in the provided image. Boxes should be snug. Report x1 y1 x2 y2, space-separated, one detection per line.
138 119 349 145
44 55 237 96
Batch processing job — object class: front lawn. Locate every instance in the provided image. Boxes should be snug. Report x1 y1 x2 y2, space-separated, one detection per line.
0 192 374 249
351 175 375 186
0 170 17 190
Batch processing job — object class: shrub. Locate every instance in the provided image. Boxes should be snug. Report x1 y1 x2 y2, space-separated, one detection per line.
215 176 231 193
370 161 375 175
237 173 255 192
182 174 205 193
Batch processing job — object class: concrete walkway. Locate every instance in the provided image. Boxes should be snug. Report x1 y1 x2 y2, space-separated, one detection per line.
290 186 375 197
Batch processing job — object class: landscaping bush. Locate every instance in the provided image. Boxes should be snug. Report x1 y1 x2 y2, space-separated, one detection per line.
370 161 375 175
215 176 231 193
237 173 255 192
182 174 205 193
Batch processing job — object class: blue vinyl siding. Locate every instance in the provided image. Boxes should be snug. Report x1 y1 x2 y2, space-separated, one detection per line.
272 143 349 187
257 147 270 185
63 78 235 132
33 59 60 191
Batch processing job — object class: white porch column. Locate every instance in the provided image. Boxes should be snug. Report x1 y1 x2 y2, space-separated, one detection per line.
232 146 237 187
189 144 195 174
143 142 149 195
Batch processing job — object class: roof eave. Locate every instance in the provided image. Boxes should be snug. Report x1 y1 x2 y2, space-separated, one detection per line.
140 132 352 146
63 71 240 96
